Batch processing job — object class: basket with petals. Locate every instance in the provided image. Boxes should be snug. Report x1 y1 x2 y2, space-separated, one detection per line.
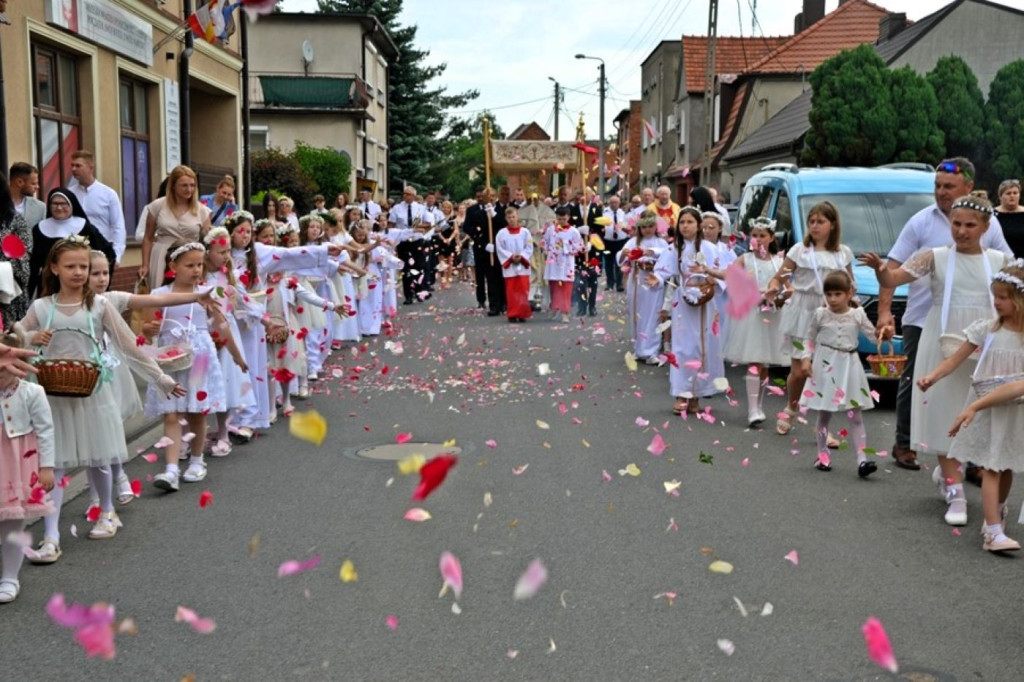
681 274 715 307
154 319 194 372
866 339 907 378
33 328 101 397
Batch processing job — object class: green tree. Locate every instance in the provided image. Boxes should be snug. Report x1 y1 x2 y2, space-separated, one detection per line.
986 59 1024 183
290 141 352 204
926 56 986 162
250 147 317 215
428 113 506 200
317 0 478 193
801 44 896 166
888 66 944 164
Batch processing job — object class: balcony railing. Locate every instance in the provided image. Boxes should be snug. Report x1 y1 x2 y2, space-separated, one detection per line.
248 72 371 111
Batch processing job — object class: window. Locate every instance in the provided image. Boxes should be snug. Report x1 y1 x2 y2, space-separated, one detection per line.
249 126 269 151
774 189 793 250
119 78 151 230
32 44 80 192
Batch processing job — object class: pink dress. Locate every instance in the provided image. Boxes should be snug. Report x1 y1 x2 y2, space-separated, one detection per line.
0 381 55 521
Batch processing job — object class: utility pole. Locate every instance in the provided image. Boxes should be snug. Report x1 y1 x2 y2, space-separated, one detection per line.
702 0 718 188
548 77 561 194
597 59 606 198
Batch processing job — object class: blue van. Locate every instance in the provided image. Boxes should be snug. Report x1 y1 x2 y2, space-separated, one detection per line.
734 164 935 374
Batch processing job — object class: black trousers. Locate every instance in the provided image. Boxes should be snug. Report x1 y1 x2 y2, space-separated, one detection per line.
473 245 505 312
398 241 425 301
604 238 627 289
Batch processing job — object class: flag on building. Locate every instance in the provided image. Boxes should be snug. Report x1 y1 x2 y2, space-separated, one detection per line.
188 0 222 43
642 119 658 143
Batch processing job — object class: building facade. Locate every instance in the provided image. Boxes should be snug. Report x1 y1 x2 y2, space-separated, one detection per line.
3 0 243 278
638 41 679 196
247 12 397 205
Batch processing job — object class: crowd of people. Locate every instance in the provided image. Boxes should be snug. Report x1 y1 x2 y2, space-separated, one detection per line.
0 153 1022 606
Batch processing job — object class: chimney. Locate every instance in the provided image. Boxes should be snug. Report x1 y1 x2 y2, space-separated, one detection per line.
794 0 826 32
878 12 908 41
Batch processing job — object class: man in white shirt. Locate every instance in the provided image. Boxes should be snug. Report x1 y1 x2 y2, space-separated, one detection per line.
708 186 732 233
358 186 382 221
390 186 429 305
875 157 1013 471
625 194 645 221
602 195 628 292
68 150 127 263
9 162 45 230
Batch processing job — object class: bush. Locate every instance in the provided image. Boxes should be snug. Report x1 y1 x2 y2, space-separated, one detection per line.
250 147 318 215
291 141 352 205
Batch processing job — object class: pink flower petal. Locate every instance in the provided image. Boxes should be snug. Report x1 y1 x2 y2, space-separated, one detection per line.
683 359 703 370
862 616 898 673
404 507 432 522
439 551 463 599
277 555 321 578
46 594 115 629
513 558 549 601
395 432 412 444
647 433 667 456
74 622 116 659
784 550 799 566
485 439 497 449
175 605 217 634
601 469 612 482
723 262 762 319
385 615 399 630
141 453 158 463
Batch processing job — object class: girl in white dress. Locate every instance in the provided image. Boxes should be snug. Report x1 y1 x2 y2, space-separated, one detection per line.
617 211 668 363
298 214 335 380
723 219 788 427
202 228 254 457
351 222 387 337
146 241 245 492
650 206 726 416
325 210 363 345
766 201 855 437
918 260 1024 552
800 271 881 477
700 211 736 344
84 251 216 509
862 195 1008 526
544 207 583 322
17 237 183 549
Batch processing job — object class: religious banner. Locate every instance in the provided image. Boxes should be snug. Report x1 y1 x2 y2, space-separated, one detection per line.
489 140 580 172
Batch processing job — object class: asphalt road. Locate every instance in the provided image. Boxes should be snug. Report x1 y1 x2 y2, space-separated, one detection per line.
2 282 1022 681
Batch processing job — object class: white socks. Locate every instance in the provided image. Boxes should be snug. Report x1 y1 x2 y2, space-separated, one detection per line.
85 467 114 514
42 467 66 542
0 519 26 582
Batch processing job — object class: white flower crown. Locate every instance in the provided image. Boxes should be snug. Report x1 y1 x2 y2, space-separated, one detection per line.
168 242 206 261
994 259 1024 292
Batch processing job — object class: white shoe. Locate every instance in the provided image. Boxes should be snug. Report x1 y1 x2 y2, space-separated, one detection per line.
932 466 948 500
153 470 180 492
89 511 121 540
309 372 319 382
182 462 208 483
945 498 968 526
0 579 20 603
644 356 661 366
748 409 766 427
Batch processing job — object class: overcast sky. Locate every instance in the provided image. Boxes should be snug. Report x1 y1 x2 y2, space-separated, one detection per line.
280 0 1024 139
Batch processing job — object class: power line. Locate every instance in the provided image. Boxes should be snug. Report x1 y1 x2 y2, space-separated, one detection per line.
605 0 679 81
604 0 675 77
607 0 694 82
449 95 553 115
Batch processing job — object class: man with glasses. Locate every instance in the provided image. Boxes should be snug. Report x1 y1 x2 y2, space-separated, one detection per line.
876 157 1013 471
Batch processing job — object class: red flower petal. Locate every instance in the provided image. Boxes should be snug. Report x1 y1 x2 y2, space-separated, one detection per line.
412 454 458 501
135 335 146 347
1 234 27 259
198 491 213 509
86 505 101 522
196 391 208 401
130 479 142 497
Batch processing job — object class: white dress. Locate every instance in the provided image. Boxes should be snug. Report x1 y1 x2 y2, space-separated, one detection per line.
948 318 1024 472
708 240 737 342
778 243 854 359
800 307 877 412
101 291 144 420
723 252 787 366
654 240 727 398
357 245 387 336
617 236 668 359
17 296 176 468
543 226 583 282
144 289 228 417
330 234 361 342
203 271 255 413
905 247 1007 455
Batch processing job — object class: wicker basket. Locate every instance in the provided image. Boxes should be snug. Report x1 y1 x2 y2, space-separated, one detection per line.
153 319 194 372
682 274 715 307
33 329 101 398
867 339 908 378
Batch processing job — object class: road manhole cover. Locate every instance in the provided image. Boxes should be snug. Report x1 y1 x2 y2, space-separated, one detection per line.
350 443 463 461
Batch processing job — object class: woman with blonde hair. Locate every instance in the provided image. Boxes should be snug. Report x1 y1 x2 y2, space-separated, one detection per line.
139 165 212 290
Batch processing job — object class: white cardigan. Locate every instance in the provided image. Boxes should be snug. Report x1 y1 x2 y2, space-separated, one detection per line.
0 380 55 467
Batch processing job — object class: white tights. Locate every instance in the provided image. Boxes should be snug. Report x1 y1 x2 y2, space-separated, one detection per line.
816 409 867 464
0 519 26 582
43 466 114 542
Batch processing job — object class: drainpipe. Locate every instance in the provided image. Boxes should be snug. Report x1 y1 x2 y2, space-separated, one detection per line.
241 11 250 208
0 29 8 174
361 26 368 191
179 0 193 167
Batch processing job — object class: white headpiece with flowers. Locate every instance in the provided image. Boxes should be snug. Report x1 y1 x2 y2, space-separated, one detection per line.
276 223 298 238
168 242 206 261
224 210 254 230
203 227 231 247
993 258 1024 293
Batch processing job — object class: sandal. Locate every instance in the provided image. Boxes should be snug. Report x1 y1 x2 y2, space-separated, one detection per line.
89 511 122 540
826 433 840 449
115 474 135 506
29 537 62 565
0 579 20 604
776 407 797 435
672 399 687 415
686 399 700 414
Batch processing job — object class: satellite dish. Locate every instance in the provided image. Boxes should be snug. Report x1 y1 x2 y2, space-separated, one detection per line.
301 40 314 65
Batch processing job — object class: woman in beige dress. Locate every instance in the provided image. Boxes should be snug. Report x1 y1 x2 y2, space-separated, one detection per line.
139 165 212 290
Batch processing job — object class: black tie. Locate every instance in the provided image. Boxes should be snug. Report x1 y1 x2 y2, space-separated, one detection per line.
364 202 368 217
407 203 412 229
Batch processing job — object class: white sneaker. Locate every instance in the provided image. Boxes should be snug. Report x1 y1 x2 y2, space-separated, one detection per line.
153 470 180 492
0 579 20 603
748 409 766 427
182 462 208 483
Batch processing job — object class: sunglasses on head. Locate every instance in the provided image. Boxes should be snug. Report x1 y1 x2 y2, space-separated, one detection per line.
937 161 973 181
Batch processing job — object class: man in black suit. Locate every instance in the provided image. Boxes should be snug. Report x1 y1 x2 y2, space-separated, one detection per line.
463 187 505 315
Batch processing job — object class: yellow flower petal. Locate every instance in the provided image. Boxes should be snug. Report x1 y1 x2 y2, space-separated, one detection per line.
624 352 638 372
536 420 550 430
663 480 682 493
396 454 425 475
709 560 734 575
340 559 358 583
621 463 641 477
442 438 457 447
289 410 327 446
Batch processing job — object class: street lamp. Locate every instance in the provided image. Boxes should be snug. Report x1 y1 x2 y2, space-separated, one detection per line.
575 53 605 199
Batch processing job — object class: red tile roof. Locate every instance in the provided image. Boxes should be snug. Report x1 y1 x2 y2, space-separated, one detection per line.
746 0 898 74
682 35 789 93
692 82 750 169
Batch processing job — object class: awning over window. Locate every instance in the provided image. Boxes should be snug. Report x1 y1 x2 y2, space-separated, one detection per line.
258 76 367 109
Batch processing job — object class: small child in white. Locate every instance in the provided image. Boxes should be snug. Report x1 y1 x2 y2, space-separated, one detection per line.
800 270 883 476
495 206 533 322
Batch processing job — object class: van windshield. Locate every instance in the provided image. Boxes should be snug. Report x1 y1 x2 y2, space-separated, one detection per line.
798 193 934 255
